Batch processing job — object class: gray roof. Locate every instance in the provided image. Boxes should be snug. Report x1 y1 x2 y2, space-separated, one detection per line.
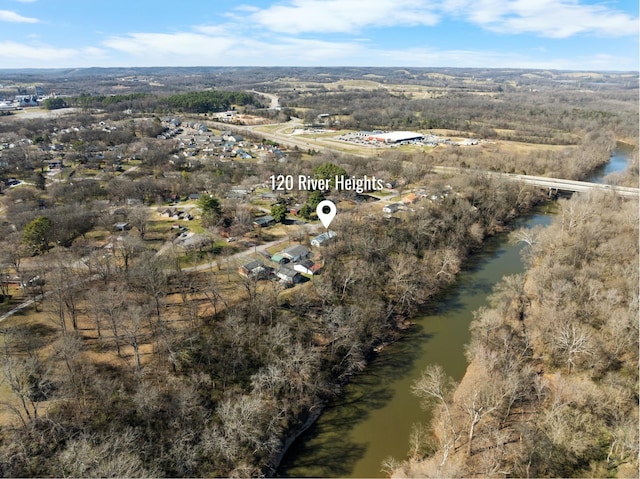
242 260 264 271
277 266 299 279
311 230 337 244
254 215 275 225
281 245 309 259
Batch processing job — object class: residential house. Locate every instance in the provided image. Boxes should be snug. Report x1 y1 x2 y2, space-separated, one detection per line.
280 245 309 263
228 187 251 199
276 266 301 286
47 160 63 170
293 260 322 276
310 230 337 247
253 215 275 228
382 203 401 214
403 193 419 204
113 222 130 232
238 260 270 279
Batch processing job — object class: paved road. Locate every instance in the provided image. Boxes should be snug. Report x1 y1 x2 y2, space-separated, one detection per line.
0 294 44 322
121 165 139 176
209 118 368 156
249 90 280 110
0 271 101 323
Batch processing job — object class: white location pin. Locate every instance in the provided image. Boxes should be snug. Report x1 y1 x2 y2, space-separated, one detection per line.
316 200 337 229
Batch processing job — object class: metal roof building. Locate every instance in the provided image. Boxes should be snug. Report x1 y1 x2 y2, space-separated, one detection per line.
373 131 424 143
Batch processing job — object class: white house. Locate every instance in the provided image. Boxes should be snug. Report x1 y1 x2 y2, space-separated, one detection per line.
310 230 337 247
293 260 322 276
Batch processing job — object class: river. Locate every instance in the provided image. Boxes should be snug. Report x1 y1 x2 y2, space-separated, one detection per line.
277 149 630 478
588 143 634 183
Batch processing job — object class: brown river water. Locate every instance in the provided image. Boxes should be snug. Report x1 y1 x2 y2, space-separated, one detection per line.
278 148 630 477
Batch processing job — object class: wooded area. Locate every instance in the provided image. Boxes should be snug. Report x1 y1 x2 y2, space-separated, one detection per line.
391 191 639 478
0 67 637 477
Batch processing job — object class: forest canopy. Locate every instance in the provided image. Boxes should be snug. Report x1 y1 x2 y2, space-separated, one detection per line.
64 91 261 113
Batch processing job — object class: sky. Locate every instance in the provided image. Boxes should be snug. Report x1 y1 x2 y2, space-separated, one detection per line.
0 0 637 71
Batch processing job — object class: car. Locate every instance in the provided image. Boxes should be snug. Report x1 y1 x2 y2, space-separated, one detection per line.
226 237 236 242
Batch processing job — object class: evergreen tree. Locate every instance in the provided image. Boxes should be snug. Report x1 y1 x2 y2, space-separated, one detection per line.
22 217 53 255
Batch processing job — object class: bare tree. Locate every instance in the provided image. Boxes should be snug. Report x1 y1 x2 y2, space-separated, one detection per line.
114 234 145 273
0 351 44 427
412 365 460 464
120 304 147 372
83 249 115 284
552 323 594 373
93 285 126 356
128 206 150 240
45 254 84 334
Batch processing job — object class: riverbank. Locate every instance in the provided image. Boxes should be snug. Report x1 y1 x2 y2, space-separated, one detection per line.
393 191 639 478
275 198 552 477
267 406 325 477
390 148 638 478
278 143 638 476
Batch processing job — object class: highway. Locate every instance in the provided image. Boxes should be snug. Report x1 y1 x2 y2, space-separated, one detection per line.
211 117 639 199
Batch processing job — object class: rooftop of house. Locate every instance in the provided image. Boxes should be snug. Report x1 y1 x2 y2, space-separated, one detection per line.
281 245 309 258
254 215 275 225
277 266 299 278
242 260 264 271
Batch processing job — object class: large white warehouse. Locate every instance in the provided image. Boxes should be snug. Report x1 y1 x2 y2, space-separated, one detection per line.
372 131 424 143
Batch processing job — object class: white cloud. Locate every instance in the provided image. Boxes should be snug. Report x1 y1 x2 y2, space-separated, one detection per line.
15 0 38 3
103 31 241 65
238 0 637 38
99 27 637 70
1 30 635 70
244 0 440 34
0 9 39 23
442 0 638 38
1 0 636 70
0 41 108 68
103 29 366 66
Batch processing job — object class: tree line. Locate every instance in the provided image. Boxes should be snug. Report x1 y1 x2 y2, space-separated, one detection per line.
63 90 262 114
391 192 638 478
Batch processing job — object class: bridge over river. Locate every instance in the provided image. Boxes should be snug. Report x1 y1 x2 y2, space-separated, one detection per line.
432 166 640 198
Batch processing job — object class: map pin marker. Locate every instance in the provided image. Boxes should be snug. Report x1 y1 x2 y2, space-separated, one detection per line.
316 200 337 229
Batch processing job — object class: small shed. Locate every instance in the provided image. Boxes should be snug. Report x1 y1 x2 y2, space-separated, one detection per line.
113 222 130 231
270 253 287 264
